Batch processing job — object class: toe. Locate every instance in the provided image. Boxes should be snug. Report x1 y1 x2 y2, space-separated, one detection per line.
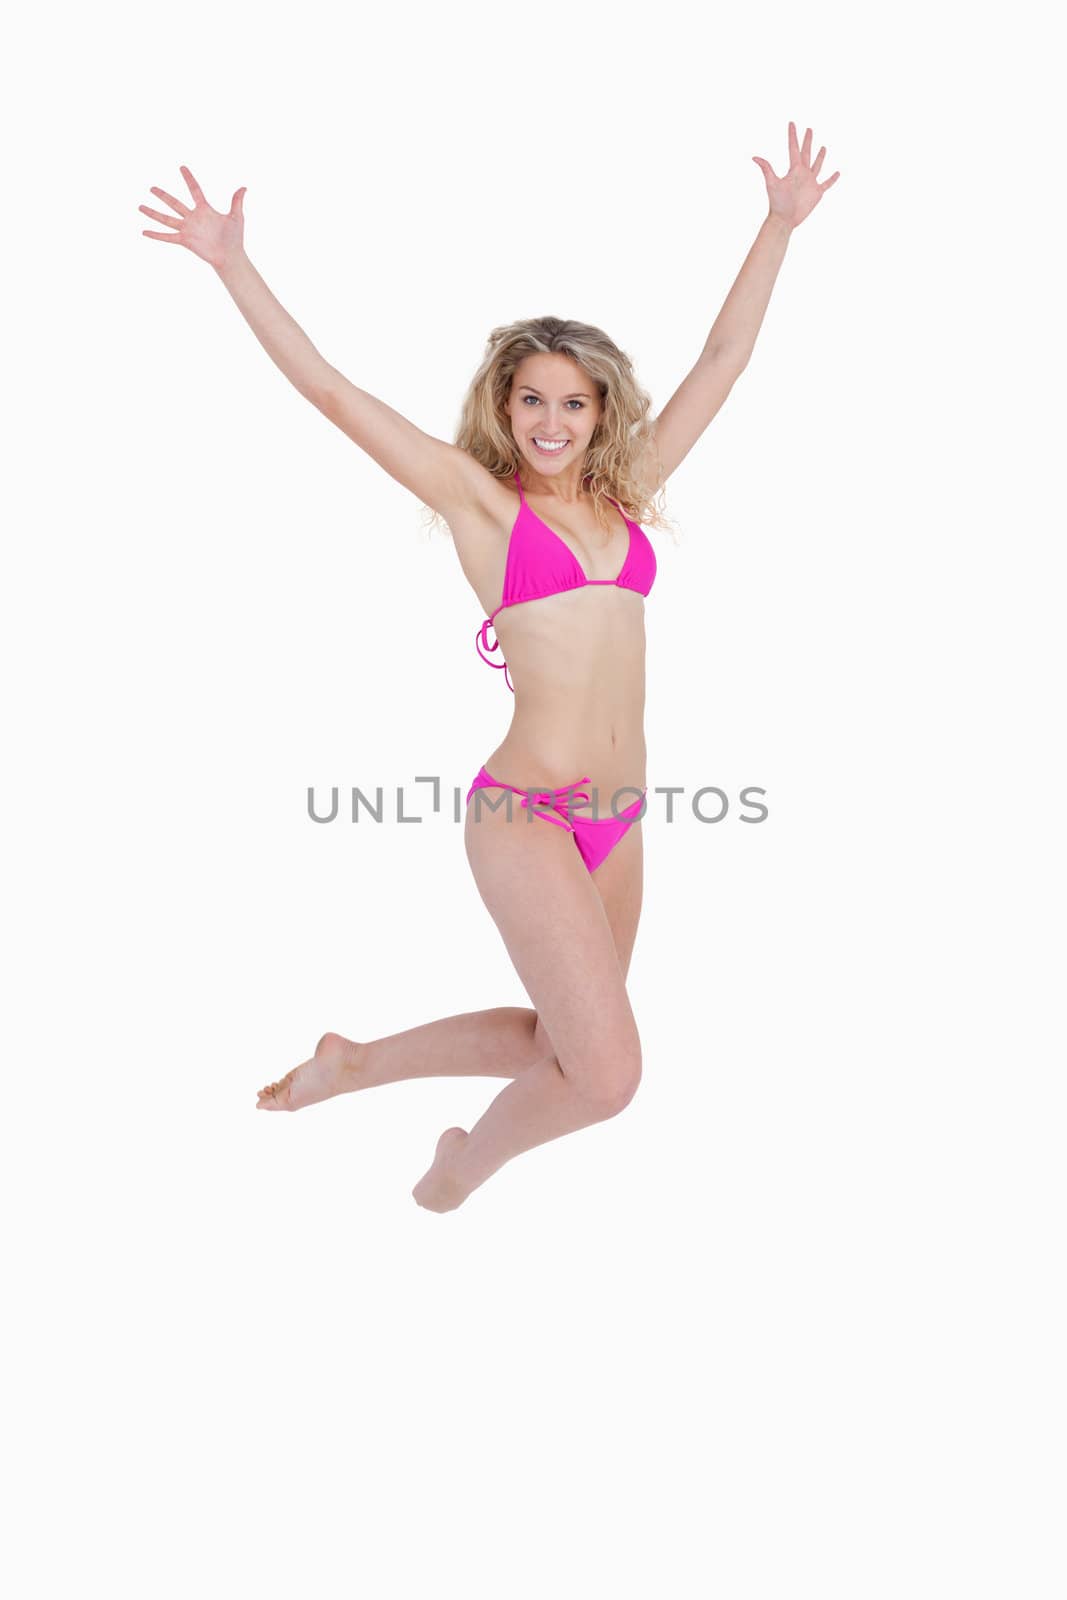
272 1072 297 1108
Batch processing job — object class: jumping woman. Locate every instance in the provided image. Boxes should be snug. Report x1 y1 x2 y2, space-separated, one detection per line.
140 122 839 1212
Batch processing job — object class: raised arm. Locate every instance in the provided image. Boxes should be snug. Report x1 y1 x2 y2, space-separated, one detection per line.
646 122 840 487
139 166 487 519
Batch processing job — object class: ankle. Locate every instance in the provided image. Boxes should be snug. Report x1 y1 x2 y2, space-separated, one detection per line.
347 1038 368 1086
315 1031 365 1089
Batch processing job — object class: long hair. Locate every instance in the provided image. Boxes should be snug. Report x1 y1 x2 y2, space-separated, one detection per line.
419 315 680 541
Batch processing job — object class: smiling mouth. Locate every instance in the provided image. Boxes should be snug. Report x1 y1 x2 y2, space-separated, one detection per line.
532 438 570 454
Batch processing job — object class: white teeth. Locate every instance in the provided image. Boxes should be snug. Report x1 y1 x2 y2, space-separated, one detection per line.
534 438 568 451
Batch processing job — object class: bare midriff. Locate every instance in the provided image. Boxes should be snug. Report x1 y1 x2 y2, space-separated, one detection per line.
483 584 647 810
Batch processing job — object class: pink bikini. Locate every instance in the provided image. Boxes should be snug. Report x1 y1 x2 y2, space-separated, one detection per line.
475 470 657 692
466 470 657 874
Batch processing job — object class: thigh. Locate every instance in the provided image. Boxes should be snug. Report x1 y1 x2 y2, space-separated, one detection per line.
464 791 641 1095
586 811 644 982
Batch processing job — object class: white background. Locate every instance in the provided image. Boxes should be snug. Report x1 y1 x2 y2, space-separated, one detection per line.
3 0 1063 1595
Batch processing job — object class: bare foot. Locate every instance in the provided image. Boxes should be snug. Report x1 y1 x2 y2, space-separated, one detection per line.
411 1127 471 1213
256 1031 363 1111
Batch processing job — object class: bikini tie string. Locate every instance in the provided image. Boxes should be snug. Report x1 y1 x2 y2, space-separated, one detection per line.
475 618 501 664
475 619 515 693
520 778 592 832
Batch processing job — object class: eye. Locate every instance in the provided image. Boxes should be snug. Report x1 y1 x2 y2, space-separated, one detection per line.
521 396 585 409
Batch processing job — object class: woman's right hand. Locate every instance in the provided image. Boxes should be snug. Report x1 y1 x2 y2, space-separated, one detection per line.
139 165 247 271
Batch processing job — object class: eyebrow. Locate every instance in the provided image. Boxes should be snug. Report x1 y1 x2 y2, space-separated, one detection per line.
518 385 594 399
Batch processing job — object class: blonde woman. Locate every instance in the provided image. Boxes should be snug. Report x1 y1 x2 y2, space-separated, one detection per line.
140 122 839 1212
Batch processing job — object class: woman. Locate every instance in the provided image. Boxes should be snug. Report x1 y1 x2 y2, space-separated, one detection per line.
140 122 839 1213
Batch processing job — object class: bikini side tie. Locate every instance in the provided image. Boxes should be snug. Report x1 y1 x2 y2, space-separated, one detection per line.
475 618 515 693
519 778 592 832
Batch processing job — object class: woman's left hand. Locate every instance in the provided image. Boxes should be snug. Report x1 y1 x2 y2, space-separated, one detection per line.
752 122 840 230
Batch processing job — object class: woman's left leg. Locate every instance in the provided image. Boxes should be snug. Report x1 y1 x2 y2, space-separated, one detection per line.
256 1006 550 1111
410 784 646 1211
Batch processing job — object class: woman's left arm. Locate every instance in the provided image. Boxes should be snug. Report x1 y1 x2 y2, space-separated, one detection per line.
648 123 840 485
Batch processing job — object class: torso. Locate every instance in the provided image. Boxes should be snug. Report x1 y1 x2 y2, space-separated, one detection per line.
447 472 649 797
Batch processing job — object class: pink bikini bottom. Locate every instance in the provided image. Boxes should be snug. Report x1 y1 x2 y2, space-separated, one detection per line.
465 764 646 875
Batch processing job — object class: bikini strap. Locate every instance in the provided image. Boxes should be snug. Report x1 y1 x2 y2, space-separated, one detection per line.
512 468 525 503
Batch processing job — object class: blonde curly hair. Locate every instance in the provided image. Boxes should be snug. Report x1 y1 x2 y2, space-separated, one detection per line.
419 315 680 542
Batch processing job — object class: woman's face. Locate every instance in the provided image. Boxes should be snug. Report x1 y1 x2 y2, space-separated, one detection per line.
505 352 604 479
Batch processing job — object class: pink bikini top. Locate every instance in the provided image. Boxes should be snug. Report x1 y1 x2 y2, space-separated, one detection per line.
475 470 657 691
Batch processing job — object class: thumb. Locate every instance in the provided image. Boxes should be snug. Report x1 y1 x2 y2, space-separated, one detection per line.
230 186 247 215
752 156 774 180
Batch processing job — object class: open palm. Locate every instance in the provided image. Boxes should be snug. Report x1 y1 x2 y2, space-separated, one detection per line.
753 122 839 230
139 165 247 269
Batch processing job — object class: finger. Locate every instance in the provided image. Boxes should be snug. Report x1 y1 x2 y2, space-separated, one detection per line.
150 186 190 217
139 204 182 228
180 165 207 205
788 120 799 166
801 126 813 165
141 230 183 243
230 186 247 215
817 171 841 193
812 145 827 178
752 155 778 181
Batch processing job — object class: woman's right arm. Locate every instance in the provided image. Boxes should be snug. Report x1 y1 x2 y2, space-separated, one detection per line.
141 167 490 520
217 253 485 516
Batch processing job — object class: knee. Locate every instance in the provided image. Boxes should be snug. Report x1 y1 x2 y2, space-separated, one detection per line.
581 1040 642 1118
